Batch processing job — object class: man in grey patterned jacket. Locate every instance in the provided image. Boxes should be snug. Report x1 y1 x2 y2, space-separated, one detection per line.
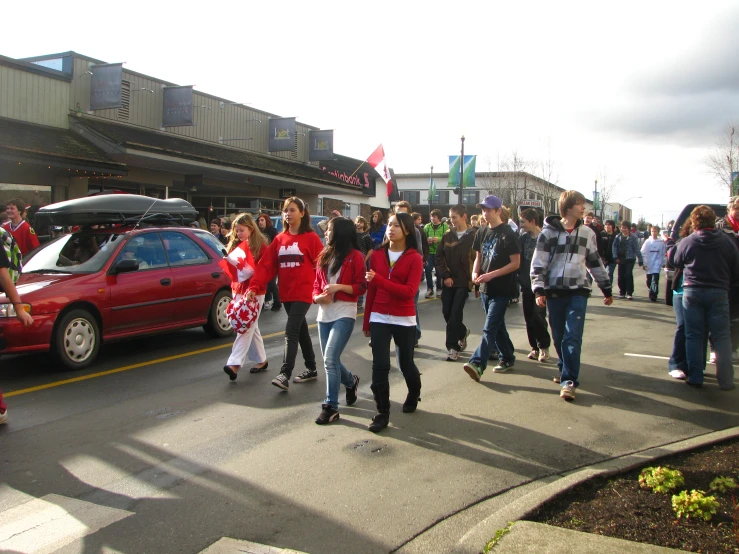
530 191 614 401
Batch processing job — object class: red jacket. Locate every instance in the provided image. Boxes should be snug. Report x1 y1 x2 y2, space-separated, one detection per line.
249 231 324 303
312 249 367 302
362 247 423 332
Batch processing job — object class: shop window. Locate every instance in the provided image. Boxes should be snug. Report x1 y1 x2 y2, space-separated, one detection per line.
402 191 420 205
461 190 478 205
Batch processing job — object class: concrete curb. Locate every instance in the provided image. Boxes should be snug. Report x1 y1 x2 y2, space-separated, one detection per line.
451 426 739 554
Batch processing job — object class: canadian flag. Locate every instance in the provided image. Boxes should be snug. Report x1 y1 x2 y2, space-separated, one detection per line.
218 241 255 283
367 144 393 197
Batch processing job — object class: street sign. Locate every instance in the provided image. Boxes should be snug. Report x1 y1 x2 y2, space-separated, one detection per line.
519 199 543 208
279 188 296 199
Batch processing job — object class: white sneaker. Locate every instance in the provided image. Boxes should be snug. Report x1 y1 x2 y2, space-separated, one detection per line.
435 290 441 298
560 381 576 401
709 351 716 364
669 369 687 380
458 327 470 352
527 349 539 360
538 348 550 363
732 350 739 363
446 349 459 361
263 300 273 310
0 409 7 425
425 289 434 299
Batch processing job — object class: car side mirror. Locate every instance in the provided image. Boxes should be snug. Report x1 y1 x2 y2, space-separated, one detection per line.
112 258 139 274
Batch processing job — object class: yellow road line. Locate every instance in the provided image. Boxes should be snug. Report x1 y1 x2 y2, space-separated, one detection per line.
6 298 435 397
4 327 293 398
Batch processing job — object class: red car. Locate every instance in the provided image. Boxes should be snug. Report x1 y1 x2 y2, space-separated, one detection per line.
0 195 234 369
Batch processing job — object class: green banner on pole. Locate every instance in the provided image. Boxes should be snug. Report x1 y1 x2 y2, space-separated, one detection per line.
448 155 476 187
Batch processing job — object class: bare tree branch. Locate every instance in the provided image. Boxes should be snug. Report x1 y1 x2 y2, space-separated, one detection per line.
705 124 738 196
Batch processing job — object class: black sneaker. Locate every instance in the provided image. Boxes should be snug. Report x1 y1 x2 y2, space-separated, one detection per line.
271 303 283 312
315 404 340 424
272 373 289 390
294 369 318 383
346 375 360 406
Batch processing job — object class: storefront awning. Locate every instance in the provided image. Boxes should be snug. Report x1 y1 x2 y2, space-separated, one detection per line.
70 115 368 196
0 116 127 176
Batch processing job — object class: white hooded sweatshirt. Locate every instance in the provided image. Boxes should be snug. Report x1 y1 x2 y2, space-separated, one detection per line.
641 236 667 274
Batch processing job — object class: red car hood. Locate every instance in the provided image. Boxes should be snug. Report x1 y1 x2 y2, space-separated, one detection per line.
0 272 95 303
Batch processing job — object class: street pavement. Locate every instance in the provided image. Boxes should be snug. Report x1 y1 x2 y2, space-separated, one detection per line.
1 277 738 553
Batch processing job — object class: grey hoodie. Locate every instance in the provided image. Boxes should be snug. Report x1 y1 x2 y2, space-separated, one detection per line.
531 216 612 298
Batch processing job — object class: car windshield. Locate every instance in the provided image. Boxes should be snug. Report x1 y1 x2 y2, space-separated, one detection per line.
23 230 126 274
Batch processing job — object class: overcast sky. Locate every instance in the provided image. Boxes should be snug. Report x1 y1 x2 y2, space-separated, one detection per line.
4 0 739 225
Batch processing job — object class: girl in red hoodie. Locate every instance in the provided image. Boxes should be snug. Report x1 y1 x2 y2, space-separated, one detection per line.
247 197 324 391
312 217 367 424
223 213 269 380
363 212 423 432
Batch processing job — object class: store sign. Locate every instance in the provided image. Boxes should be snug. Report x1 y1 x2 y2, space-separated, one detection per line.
519 199 543 208
269 117 296 152
309 130 334 161
279 188 296 198
162 86 194 127
90 63 123 110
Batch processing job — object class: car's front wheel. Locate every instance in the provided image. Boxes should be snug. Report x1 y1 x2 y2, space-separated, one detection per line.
204 289 234 338
53 309 101 370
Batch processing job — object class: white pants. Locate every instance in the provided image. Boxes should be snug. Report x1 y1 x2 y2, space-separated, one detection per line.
226 294 266 367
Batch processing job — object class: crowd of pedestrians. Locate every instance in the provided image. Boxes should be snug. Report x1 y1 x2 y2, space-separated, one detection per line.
3 193 736 429
211 192 738 434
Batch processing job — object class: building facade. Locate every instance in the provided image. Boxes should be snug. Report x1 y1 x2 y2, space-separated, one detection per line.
0 51 390 234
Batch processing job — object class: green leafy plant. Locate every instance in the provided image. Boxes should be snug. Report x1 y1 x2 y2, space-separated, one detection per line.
638 466 685 493
672 489 720 521
481 522 514 553
709 476 737 493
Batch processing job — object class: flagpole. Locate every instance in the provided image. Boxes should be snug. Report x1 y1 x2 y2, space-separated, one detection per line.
348 161 365 179
429 164 433 216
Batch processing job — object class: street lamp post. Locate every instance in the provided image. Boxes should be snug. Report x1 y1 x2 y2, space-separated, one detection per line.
460 135 465 194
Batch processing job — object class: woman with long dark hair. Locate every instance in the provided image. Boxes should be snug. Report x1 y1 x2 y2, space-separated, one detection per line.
247 197 324 391
363 212 423 432
222 213 269 380
312 217 366 424
369 210 387 249
257 213 281 311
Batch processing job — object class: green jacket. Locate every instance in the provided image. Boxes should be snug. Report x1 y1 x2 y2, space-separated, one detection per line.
423 222 449 255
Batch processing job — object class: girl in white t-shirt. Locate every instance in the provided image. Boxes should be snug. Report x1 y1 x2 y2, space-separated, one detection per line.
312 217 367 424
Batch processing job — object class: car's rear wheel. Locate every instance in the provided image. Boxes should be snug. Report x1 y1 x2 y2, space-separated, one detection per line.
53 309 100 370
204 289 234 338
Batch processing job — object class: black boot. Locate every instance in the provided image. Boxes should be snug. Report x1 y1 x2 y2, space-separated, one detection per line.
368 383 390 433
402 372 422 413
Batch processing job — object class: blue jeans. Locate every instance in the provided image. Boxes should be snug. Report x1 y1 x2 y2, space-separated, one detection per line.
469 294 514 371
547 295 587 387
669 293 687 372
318 318 356 409
683 287 734 388
425 253 441 291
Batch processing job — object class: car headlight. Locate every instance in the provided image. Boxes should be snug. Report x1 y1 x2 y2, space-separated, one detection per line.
0 303 32 318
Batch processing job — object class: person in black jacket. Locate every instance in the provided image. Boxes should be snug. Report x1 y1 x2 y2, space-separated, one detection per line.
435 205 477 361
670 205 739 390
602 220 619 285
519 208 551 363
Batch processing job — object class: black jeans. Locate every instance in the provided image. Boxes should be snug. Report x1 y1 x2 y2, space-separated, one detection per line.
522 291 551 350
281 301 316 377
646 273 659 301
370 322 419 386
617 259 636 295
441 286 469 351
265 278 280 305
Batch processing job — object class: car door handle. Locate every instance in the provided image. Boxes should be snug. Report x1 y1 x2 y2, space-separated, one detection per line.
211 272 221 279
160 278 172 286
